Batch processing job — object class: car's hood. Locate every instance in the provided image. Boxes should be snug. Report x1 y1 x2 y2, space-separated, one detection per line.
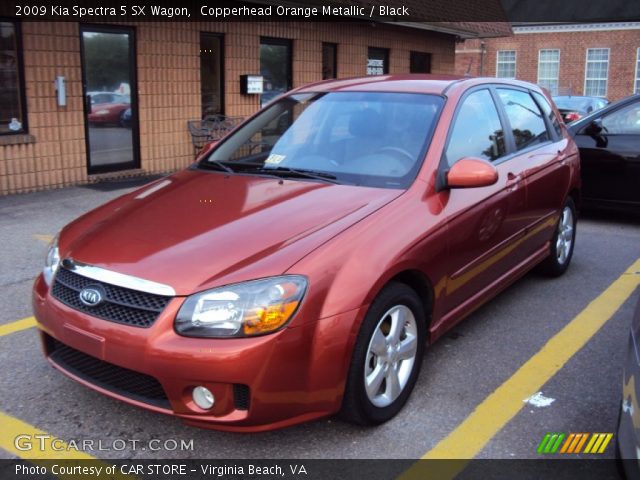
61 169 402 295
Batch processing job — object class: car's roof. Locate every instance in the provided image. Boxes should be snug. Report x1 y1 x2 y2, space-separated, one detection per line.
294 75 542 96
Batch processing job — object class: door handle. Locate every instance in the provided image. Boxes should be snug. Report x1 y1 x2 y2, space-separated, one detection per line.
506 172 522 191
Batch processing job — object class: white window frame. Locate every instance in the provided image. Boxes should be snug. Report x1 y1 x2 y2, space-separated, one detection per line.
537 49 560 95
496 50 516 79
635 47 640 94
584 48 610 97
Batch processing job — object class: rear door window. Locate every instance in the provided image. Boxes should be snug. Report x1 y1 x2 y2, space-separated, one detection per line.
532 91 562 138
497 88 550 151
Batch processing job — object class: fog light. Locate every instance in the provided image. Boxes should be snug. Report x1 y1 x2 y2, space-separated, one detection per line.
192 386 215 409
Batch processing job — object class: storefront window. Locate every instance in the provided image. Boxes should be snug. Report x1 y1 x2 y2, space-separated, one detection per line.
410 51 431 73
0 20 27 134
367 47 389 75
260 38 292 108
322 43 337 79
200 33 223 118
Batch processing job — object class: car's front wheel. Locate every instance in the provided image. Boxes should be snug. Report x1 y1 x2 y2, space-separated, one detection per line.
538 197 577 276
340 282 426 425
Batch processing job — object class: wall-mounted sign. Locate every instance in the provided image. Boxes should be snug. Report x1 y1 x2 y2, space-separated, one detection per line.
240 75 264 94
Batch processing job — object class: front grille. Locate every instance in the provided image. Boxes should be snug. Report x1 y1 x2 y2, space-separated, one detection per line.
233 384 250 410
51 267 171 328
47 335 170 409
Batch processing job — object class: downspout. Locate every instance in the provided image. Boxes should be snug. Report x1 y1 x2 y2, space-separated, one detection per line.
479 41 486 76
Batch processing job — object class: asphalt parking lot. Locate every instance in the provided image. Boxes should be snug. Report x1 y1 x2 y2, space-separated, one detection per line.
0 180 639 472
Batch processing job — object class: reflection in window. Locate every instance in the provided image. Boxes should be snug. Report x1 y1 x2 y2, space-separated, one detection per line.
0 21 26 134
260 38 292 108
207 92 443 189
532 91 562 138
602 102 640 134
497 89 549 151
445 89 505 166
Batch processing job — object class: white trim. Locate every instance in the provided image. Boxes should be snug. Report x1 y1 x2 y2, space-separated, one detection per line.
584 48 610 98
496 50 517 79
635 47 640 94
514 23 640 34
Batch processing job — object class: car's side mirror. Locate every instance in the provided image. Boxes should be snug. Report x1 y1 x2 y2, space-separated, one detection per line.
584 119 603 136
446 157 499 189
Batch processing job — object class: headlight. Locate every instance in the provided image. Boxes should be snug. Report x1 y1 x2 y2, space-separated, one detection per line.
95 109 109 115
175 276 307 338
43 234 60 286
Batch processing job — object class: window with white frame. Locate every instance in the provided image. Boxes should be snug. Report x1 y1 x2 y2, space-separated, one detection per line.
537 49 560 95
496 50 516 79
635 48 639 94
584 48 609 97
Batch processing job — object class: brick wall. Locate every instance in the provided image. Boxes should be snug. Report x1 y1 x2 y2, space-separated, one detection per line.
1 21 456 195
455 27 640 101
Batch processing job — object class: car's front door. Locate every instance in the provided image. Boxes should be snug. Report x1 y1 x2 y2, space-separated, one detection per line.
576 99 640 207
438 88 529 325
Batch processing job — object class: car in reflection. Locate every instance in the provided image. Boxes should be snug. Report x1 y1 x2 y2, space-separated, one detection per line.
87 92 131 126
617 295 640 478
34 75 580 431
553 95 609 123
120 108 132 128
567 94 640 212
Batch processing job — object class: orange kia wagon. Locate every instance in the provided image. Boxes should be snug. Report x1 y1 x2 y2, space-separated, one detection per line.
33 76 580 431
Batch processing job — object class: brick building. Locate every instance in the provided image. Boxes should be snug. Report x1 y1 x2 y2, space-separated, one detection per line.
455 22 640 101
0 14 511 196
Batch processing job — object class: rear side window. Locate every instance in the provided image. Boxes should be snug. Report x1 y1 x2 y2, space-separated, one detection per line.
497 88 550 150
532 91 563 138
445 89 506 166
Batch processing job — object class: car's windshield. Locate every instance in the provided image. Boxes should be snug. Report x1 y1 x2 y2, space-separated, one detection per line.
200 92 443 188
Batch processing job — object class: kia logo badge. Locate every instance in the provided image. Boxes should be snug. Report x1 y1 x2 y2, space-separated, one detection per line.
79 285 105 307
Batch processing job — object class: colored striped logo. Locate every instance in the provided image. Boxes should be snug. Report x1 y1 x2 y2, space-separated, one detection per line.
537 433 613 454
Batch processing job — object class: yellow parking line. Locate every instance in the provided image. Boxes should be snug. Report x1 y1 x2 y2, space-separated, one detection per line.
0 411 96 461
0 411 133 479
400 258 640 479
33 234 53 244
0 316 36 337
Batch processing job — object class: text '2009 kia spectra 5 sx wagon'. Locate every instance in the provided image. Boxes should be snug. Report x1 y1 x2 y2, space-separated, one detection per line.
33 75 580 431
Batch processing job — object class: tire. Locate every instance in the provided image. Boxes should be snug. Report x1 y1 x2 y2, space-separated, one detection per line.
538 197 577 277
340 282 426 425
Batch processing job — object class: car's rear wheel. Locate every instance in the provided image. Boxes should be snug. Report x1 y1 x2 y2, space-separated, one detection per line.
340 282 426 425
538 197 577 277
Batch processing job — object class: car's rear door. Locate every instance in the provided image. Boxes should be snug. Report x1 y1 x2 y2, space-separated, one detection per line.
493 88 572 259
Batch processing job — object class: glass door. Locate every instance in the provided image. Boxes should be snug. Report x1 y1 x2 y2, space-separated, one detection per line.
80 25 139 174
260 38 292 108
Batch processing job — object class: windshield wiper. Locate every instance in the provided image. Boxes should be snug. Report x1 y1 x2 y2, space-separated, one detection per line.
260 166 341 184
200 159 234 174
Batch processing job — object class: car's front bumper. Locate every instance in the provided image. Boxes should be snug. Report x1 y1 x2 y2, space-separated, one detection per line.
33 273 364 431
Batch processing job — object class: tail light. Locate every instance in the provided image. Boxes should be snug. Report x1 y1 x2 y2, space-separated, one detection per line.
564 112 582 123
